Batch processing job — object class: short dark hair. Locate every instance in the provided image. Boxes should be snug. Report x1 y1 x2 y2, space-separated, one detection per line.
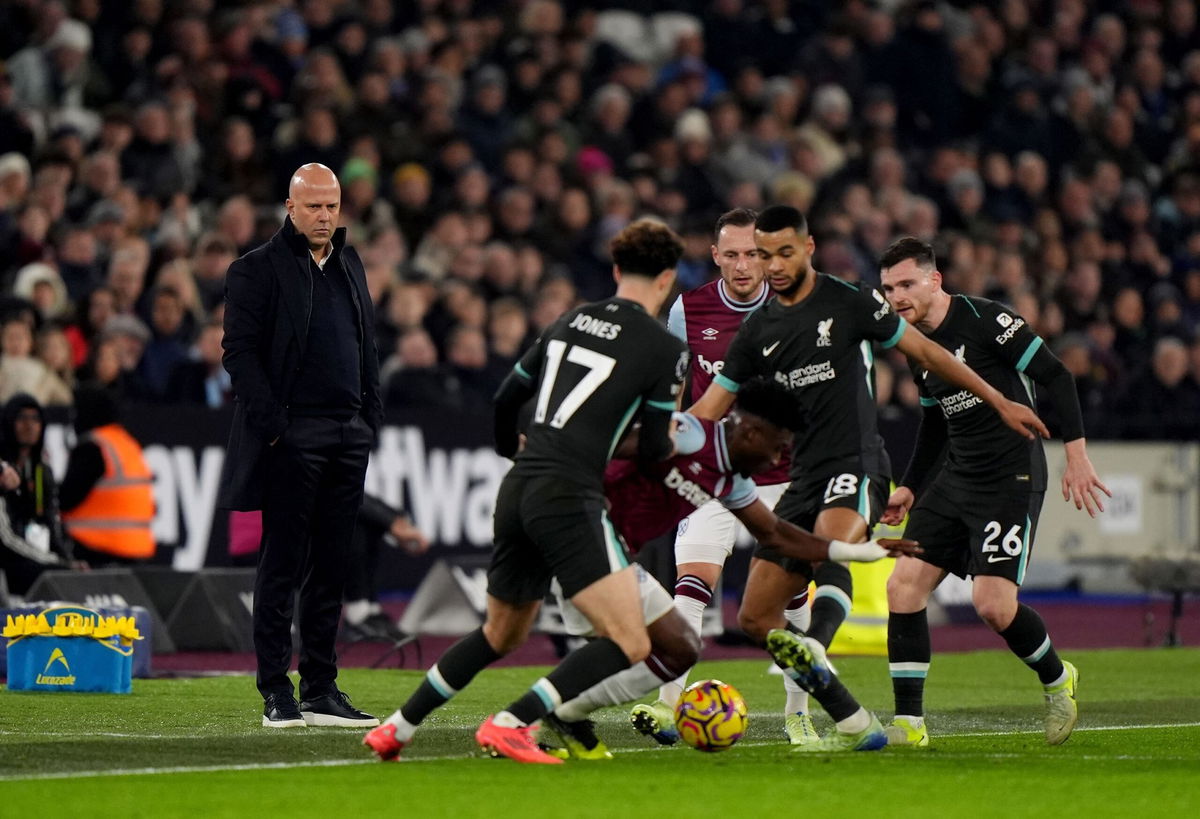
755 205 807 236
735 377 805 432
879 237 936 271
715 207 757 236
610 219 685 277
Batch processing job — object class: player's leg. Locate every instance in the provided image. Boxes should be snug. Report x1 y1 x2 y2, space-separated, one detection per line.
366 474 546 760
757 484 886 750
551 571 696 755
884 481 962 747
885 555 946 747
780 587 817 744
366 594 541 760
657 498 738 708
970 492 1077 744
482 564 646 763
481 495 649 763
738 556 811 643
740 487 821 743
808 474 880 647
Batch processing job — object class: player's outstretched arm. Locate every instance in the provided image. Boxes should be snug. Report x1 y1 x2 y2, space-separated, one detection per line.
1061 438 1111 517
688 381 736 421
1020 343 1112 517
895 324 1049 440
734 500 920 561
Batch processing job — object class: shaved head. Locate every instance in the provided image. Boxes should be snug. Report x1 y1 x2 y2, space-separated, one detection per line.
286 163 341 255
289 162 339 200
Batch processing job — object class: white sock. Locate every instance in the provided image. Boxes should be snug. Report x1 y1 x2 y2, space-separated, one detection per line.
783 597 812 715
493 711 525 728
384 709 418 742
1043 667 1069 690
658 591 707 707
343 599 371 624
367 601 383 616
836 707 871 734
556 662 663 722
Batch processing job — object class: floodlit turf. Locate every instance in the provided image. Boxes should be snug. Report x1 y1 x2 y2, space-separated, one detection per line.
2 647 1199 818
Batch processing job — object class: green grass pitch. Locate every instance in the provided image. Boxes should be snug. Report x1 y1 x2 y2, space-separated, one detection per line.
2 647 1198 818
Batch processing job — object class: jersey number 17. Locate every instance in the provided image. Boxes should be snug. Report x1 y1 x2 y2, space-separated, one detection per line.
533 340 617 428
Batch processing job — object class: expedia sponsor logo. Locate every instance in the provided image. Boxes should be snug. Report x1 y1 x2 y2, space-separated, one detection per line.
568 313 622 340
664 466 714 508
776 361 836 389
35 647 76 686
696 354 724 375
994 317 1025 345
936 389 984 417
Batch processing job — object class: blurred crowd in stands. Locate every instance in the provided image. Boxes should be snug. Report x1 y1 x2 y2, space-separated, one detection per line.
0 0 1198 439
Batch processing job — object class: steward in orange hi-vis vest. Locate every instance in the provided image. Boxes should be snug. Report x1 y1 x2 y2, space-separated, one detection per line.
62 423 154 559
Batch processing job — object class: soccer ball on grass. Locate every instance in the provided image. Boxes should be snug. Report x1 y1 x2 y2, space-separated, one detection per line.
674 679 748 752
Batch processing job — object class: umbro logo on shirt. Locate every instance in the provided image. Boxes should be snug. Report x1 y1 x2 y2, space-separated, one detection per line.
702 327 719 339
762 341 781 356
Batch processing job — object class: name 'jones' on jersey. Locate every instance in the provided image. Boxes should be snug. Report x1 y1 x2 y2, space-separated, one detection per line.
717 274 907 478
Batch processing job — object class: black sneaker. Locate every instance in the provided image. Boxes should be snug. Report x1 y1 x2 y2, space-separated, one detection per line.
342 612 407 643
299 689 380 727
361 612 408 642
262 693 306 728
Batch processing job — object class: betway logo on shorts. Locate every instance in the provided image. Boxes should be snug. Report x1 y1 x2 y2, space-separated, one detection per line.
994 315 1025 345
775 361 836 389
696 354 724 375
664 466 713 508
937 389 984 417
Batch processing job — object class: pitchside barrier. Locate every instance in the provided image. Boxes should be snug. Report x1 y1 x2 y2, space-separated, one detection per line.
23 405 1198 644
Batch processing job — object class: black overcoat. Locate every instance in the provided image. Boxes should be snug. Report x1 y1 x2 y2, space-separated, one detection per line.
218 218 383 511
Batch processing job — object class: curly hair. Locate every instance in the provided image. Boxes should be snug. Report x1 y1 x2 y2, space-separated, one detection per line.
609 218 685 278
735 377 805 432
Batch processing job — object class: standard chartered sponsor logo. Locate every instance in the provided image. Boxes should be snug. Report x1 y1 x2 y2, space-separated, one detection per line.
664 466 714 507
937 389 984 417
994 317 1025 345
775 361 836 389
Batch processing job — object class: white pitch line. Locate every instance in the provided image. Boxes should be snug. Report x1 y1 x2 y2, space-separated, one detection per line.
0 758 378 781
2 721 1198 782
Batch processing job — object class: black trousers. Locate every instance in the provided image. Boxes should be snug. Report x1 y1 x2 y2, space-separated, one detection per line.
254 414 372 699
343 524 381 603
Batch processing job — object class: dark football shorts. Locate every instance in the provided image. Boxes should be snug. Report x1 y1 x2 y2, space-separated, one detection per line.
489 473 631 603
753 471 889 576
903 476 1044 584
